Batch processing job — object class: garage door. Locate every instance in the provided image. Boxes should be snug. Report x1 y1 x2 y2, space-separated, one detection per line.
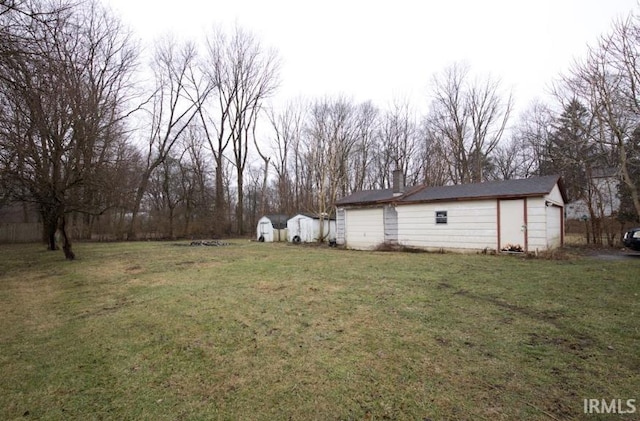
345 208 384 250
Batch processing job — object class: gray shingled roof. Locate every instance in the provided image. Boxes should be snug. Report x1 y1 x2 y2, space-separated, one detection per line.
335 188 396 206
403 175 565 203
336 175 566 206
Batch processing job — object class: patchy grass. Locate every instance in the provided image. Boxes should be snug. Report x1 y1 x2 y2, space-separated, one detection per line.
0 241 638 420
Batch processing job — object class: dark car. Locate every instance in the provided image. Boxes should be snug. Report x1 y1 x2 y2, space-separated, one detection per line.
622 227 640 251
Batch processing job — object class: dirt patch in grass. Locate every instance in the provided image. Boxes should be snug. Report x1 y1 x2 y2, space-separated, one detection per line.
254 281 288 292
373 242 434 253
125 264 144 273
454 289 564 324
525 332 596 355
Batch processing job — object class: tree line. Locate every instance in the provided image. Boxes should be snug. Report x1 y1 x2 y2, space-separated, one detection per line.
1 0 639 258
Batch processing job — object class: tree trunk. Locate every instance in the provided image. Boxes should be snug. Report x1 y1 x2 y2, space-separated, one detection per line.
584 219 590 244
183 201 192 238
168 205 175 240
58 214 75 260
260 156 270 217
45 221 57 251
127 168 152 240
41 206 58 251
117 209 126 240
236 169 244 235
213 158 225 237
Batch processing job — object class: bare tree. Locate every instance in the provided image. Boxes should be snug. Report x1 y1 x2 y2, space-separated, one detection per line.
509 100 555 178
0 0 138 258
180 123 213 236
426 63 513 184
425 63 468 184
349 101 379 191
200 30 235 237
374 98 419 188
127 37 209 239
303 96 359 240
146 153 186 239
575 13 640 221
243 160 272 232
203 25 280 235
489 140 521 181
416 123 450 187
266 99 307 214
107 140 144 239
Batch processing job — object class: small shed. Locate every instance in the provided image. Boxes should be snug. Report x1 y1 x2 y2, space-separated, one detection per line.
287 213 336 243
256 214 288 242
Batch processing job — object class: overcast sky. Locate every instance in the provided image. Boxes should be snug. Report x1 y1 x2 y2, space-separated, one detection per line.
106 0 638 115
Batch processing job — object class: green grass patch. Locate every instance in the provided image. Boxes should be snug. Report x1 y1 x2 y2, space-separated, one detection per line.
0 241 638 420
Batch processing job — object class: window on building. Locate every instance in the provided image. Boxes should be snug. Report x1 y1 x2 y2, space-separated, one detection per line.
435 210 447 224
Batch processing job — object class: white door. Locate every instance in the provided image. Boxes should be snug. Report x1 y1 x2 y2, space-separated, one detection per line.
499 199 525 251
258 222 272 242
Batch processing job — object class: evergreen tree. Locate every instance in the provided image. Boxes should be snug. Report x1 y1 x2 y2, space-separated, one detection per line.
542 99 594 202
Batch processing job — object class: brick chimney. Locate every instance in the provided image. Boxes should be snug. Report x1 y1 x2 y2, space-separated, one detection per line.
392 169 405 196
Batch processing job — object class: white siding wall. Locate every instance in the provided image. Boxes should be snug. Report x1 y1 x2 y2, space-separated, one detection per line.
345 208 384 250
397 200 498 251
336 208 346 245
547 185 564 206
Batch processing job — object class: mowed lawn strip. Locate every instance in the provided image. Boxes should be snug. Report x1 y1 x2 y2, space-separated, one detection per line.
0 242 638 420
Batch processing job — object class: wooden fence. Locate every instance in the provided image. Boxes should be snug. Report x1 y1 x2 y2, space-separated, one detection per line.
0 222 167 243
0 223 42 243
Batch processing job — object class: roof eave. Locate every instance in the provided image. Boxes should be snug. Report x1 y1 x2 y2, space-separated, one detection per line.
336 198 394 207
399 192 551 205
556 176 569 203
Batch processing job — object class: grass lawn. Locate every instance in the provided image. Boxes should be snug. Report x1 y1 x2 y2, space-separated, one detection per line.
0 241 638 420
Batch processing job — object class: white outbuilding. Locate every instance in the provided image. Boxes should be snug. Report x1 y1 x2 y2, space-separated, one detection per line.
336 174 567 253
287 213 336 243
256 214 288 242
